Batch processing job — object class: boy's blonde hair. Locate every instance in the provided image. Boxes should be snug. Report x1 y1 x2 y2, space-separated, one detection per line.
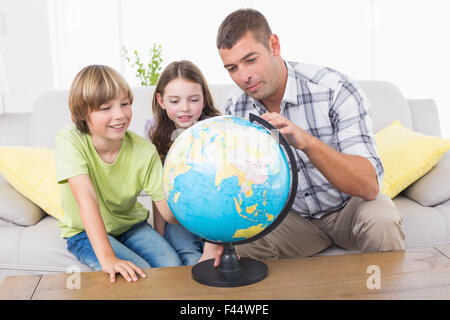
68 65 133 134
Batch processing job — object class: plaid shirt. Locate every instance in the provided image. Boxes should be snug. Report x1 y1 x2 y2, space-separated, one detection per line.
224 61 384 219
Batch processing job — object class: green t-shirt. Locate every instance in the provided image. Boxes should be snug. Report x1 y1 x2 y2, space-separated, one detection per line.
55 125 166 238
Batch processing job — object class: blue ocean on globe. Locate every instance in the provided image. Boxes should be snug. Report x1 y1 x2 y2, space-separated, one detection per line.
163 115 290 243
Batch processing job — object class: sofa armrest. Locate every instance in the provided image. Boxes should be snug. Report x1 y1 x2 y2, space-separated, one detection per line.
407 99 441 137
0 216 20 227
403 151 450 206
0 113 31 146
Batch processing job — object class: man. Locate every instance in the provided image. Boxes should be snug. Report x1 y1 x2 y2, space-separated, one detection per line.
200 8 404 265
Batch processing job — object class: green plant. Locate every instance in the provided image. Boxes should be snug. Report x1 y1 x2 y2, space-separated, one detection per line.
122 43 163 86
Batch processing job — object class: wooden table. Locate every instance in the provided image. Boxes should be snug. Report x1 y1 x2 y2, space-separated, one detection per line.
1 247 450 300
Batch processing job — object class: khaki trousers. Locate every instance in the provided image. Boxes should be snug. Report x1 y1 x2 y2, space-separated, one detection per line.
235 193 405 260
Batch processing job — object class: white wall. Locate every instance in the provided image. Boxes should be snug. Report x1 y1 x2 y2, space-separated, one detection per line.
0 0 449 137
0 0 54 114
48 0 122 89
375 0 450 137
120 0 251 86
254 0 374 80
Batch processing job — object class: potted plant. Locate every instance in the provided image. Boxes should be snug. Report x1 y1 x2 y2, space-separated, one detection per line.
122 43 163 86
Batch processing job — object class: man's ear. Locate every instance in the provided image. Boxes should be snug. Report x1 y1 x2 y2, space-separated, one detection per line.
269 34 281 57
156 93 166 110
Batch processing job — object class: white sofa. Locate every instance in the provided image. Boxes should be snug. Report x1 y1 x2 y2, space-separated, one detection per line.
1 81 449 284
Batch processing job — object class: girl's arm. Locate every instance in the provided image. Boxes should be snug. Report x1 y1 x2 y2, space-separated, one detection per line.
199 242 224 267
68 174 146 283
153 199 178 224
152 202 167 236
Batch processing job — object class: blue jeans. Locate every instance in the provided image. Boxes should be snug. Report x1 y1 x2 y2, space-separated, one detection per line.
164 223 204 266
66 221 182 271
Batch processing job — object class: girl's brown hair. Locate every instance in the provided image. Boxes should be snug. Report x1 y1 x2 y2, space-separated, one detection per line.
68 64 133 134
150 60 221 162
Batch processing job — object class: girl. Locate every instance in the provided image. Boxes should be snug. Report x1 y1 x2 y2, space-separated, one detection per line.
146 60 221 265
56 65 182 283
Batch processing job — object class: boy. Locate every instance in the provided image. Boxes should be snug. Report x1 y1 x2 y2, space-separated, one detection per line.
56 65 181 283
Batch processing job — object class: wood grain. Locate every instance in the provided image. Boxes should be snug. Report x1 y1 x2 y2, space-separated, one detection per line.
2 247 450 300
0 274 41 300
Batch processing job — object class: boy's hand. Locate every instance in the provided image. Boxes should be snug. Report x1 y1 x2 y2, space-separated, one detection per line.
101 256 146 283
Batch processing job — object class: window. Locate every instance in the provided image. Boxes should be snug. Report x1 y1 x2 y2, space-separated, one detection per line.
44 0 450 137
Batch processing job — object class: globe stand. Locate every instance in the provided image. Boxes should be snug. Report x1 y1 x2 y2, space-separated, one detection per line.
192 242 268 287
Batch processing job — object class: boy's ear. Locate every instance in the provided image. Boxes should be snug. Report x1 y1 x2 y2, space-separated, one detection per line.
156 93 166 110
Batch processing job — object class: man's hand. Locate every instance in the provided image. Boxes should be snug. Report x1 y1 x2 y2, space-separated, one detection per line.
100 256 146 283
261 112 313 150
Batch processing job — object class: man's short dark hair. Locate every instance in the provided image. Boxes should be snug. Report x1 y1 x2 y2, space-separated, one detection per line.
216 8 272 50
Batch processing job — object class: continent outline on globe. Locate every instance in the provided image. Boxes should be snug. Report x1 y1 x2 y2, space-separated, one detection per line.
163 115 291 243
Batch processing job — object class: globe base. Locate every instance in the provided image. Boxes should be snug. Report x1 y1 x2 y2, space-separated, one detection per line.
192 243 268 287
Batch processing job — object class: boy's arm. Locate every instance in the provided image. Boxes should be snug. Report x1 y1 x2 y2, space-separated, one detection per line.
152 202 166 236
68 174 146 282
153 199 179 224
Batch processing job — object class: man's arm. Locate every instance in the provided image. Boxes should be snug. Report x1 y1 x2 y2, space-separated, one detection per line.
261 112 379 200
302 133 379 200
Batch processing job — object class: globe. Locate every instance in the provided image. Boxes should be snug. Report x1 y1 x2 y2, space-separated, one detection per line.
163 115 290 243
163 114 298 287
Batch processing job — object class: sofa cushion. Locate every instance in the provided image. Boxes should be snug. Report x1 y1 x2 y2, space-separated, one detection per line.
0 146 64 220
0 215 90 273
0 174 45 226
403 151 450 206
375 121 450 198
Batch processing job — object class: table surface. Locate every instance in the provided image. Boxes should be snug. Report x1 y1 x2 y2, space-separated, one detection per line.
1 246 450 300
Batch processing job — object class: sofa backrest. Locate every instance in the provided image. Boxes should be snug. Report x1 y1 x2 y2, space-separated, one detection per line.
24 80 437 148
358 81 414 132
27 84 237 148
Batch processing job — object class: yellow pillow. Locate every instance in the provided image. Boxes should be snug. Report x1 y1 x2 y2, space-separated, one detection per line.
0 146 64 220
375 121 450 198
